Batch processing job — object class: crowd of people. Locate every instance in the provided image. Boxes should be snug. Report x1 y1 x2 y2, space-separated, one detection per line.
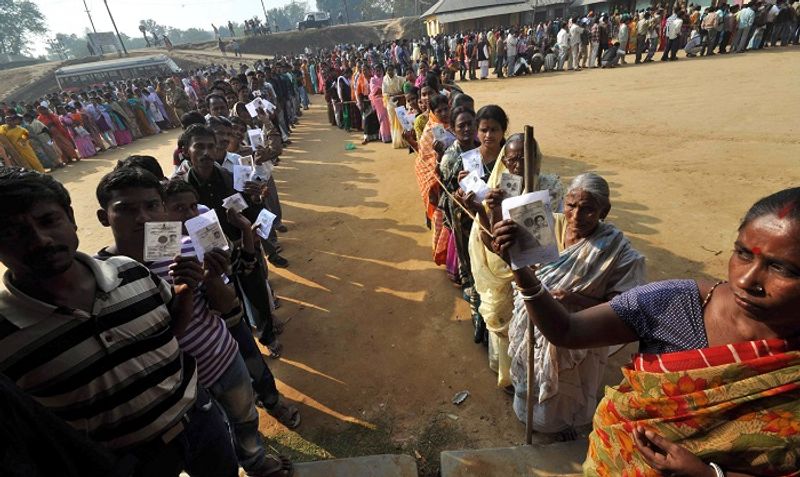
0 78 198 172
0 55 317 477
0 4 799 475
308 9 800 475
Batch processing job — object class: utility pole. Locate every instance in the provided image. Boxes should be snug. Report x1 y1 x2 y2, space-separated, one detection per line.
82 0 104 55
260 0 268 22
103 0 128 56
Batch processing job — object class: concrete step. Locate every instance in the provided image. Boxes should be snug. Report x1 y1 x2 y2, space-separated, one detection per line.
293 454 418 477
440 440 588 477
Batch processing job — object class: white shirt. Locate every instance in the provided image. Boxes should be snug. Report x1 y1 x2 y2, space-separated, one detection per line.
569 24 583 46
557 29 570 48
667 18 684 39
767 4 780 22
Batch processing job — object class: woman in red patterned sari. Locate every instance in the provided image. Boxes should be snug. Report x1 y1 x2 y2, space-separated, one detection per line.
491 188 800 477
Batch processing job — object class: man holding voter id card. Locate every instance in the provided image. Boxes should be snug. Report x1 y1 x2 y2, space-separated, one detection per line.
94 164 297 477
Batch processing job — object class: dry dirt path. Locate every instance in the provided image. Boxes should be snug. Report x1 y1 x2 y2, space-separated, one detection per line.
3 46 798 477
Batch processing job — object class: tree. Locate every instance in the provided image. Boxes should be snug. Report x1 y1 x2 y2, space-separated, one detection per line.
266 3 307 31
46 33 90 59
139 19 166 37
0 0 47 55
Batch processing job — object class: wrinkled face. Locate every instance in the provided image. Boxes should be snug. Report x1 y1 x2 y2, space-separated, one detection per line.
501 140 524 176
453 111 476 144
100 187 167 258
188 135 217 179
563 189 606 238
165 191 200 233
477 118 504 150
728 215 800 322
0 201 78 278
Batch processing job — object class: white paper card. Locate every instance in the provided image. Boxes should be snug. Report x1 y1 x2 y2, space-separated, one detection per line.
144 222 182 262
233 165 253 192
460 148 483 173
499 172 523 198
501 190 560 270
238 155 253 167
251 161 273 181
395 106 416 132
184 209 229 262
254 208 277 240
432 125 456 149
244 97 273 117
222 193 248 213
247 129 264 149
459 170 490 203
245 98 261 117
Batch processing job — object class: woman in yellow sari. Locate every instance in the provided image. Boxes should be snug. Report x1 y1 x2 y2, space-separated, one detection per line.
492 187 800 476
0 114 45 172
382 65 406 149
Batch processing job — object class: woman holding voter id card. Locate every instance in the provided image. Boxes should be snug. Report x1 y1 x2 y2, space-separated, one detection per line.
501 172 646 440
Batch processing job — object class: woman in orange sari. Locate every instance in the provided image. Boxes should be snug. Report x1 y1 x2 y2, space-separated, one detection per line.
492 188 800 477
36 106 78 163
414 93 452 266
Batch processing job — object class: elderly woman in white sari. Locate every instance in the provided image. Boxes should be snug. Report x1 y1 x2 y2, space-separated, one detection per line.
507 173 646 440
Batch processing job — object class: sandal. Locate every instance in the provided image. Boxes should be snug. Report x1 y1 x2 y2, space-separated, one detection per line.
267 400 301 429
249 455 293 477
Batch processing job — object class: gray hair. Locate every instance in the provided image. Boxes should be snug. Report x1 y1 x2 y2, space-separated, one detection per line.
568 173 610 210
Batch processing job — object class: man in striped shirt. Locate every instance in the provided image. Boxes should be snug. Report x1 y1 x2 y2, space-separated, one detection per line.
95 166 293 477
0 167 238 476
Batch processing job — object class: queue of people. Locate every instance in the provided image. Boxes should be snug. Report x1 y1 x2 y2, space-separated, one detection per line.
0 79 195 171
311 28 800 476
0 12 798 476
0 56 315 477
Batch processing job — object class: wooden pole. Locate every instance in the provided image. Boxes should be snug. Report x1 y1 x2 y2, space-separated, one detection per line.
523 124 541 445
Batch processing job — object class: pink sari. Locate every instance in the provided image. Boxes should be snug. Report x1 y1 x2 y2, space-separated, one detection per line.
369 75 391 143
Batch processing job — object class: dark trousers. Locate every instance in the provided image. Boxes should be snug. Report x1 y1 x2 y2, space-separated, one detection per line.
131 388 238 477
718 31 731 52
661 37 680 60
229 316 280 408
597 44 607 67
458 60 467 80
635 34 646 62
762 22 775 47
236 254 275 344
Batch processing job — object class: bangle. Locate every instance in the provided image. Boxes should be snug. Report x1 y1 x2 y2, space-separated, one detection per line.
516 284 547 301
709 463 725 477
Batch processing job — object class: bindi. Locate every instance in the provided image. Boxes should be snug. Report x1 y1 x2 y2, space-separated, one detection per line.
752 247 762 256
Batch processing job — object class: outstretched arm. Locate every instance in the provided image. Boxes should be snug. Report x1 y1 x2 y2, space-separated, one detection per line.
493 219 638 349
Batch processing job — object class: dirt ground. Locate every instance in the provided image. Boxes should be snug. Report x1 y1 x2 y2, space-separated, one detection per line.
7 47 799 475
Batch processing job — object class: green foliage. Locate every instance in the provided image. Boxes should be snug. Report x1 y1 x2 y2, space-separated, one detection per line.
266 2 307 31
0 0 47 55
